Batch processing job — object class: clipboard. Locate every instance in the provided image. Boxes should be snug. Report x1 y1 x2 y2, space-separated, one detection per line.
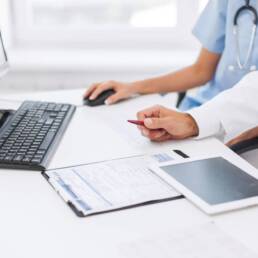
42 150 189 217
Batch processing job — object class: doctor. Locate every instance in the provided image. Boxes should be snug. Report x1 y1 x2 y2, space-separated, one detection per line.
85 0 258 111
136 71 258 143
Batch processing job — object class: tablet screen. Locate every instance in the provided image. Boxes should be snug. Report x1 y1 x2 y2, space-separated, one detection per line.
160 157 258 205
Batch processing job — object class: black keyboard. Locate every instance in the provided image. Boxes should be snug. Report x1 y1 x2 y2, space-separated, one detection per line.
0 101 76 171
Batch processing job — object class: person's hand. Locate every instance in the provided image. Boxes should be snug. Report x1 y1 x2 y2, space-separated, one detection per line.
136 105 199 142
227 126 258 147
84 81 136 105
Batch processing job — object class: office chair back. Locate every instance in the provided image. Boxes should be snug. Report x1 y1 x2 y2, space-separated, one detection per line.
176 92 187 108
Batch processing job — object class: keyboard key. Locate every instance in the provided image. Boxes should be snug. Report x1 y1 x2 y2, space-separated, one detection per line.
45 119 54 125
14 155 24 162
4 155 14 161
61 105 70 112
36 151 45 155
23 157 31 163
31 158 41 164
39 131 56 150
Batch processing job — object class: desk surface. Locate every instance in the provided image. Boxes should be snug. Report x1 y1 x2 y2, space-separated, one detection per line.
0 89 257 258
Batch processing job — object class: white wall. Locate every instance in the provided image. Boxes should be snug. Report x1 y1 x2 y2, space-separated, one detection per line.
0 55 199 93
0 0 201 93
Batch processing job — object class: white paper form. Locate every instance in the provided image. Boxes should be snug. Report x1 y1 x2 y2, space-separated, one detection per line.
118 222 258 258
46 152 181 216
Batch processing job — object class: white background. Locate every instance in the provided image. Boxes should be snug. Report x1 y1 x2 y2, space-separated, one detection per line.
0 0 208 92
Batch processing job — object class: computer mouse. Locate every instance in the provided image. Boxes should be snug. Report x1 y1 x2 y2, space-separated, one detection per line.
83 89 115 107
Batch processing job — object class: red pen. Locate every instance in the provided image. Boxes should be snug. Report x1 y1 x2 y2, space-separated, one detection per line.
127 120 145 126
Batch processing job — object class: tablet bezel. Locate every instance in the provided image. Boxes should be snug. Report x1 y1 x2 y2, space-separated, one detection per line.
150 155 258 215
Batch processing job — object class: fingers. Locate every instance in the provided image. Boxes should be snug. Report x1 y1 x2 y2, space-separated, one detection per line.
136 105 172 141
137 105 162 121
84 83 99 98
227 126 258 147
227 131 253 147
141 128 167 140
226 139 238 147
148 129 167 140
227 135 245 147
144 117 165 130
88 81 116 100
105 92 123 105
226 137 239 147
151 133 173 142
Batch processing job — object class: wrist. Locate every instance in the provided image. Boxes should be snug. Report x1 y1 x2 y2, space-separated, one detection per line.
130 81 145 95
184 114 199 137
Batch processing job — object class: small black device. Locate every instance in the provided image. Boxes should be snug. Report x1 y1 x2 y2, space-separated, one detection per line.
83 89 115 106
0 101 76 171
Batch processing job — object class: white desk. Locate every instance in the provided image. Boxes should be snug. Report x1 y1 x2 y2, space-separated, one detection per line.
0 89 257 258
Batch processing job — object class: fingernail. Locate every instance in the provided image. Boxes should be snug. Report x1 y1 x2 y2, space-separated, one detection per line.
105 99 110 105
144 118 152 127
143 129 149 136
89 96 94 100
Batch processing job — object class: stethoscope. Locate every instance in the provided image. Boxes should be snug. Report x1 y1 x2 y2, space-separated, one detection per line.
229 0 258 71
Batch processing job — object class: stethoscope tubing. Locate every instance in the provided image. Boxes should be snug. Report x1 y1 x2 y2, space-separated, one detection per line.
234 5 258 25
233 0 258 70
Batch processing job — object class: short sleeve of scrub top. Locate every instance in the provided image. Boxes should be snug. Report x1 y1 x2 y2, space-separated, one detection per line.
179 0 229 111
193 0 228 54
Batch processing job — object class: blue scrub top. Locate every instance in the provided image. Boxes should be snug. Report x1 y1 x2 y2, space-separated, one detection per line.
179 0 258 111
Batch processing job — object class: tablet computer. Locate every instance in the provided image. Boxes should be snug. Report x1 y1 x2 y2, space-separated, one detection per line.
151 156 258 214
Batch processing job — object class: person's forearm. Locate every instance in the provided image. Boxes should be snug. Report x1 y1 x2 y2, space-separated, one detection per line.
188 72 258 142
131 64 212 95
